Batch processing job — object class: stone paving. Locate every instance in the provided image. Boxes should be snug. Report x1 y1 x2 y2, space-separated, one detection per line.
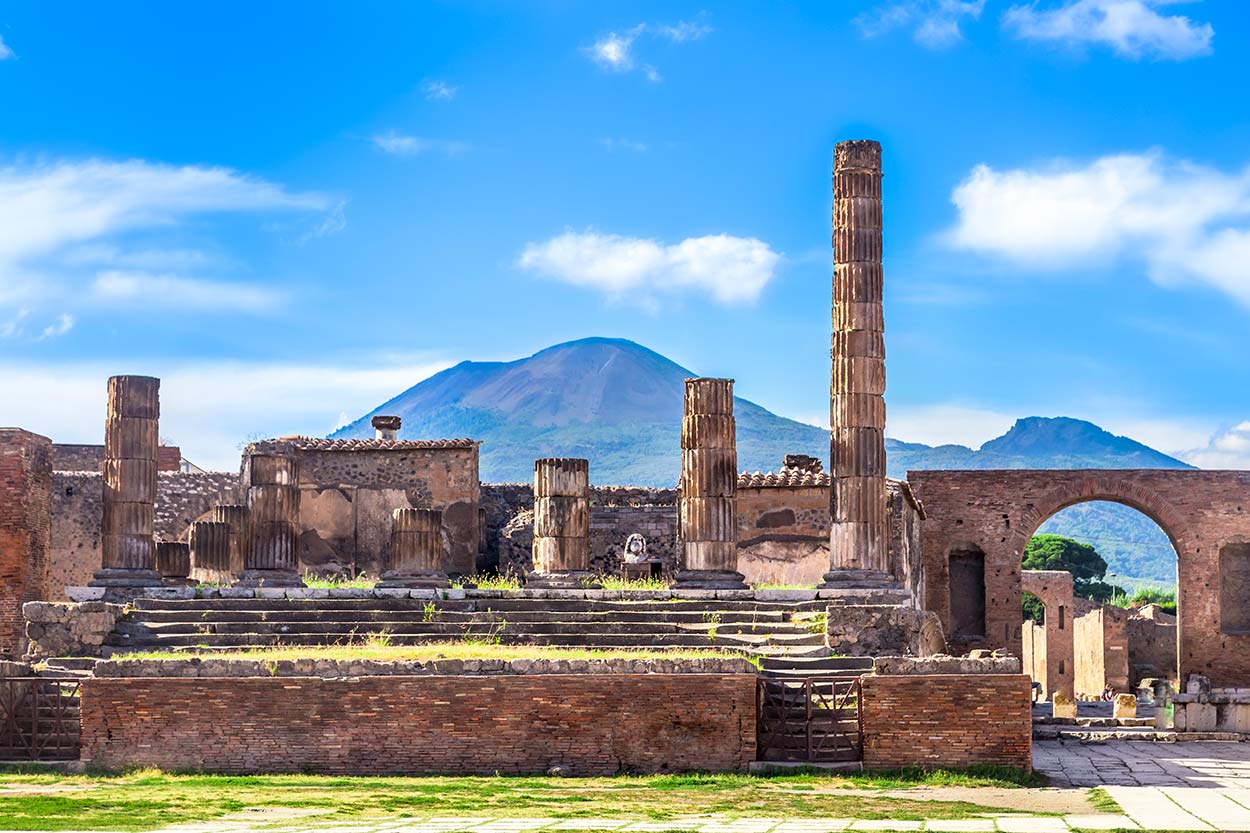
1034 739 1250 788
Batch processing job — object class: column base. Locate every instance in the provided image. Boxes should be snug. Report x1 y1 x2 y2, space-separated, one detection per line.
377 570 451 589
819 568 899 589
673 570 748 590
89 568 164 588
233 569 306 588
525 571 600 589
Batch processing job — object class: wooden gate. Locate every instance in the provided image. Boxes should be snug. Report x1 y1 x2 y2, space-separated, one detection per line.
756 677 862 763
0 678 82 761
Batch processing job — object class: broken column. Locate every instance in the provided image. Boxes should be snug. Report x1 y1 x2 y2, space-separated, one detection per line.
156 541 192 585
824 140 893 588
209 504 249 576
91 375 163 588
528 458 598 588
675 378 746 589
236 454 305 587
189 521 232 584
372 415 401 441
380 508 450 588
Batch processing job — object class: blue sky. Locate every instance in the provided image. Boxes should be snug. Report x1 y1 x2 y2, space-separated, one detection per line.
1 0 1249 471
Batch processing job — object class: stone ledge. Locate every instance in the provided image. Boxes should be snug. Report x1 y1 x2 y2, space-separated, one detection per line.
91 656 759 678
66 586 842 602
872 654 1021 675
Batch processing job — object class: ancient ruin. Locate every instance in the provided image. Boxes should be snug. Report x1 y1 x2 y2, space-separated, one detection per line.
0 138 1244 777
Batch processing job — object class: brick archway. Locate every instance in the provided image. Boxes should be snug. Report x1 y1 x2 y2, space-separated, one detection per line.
908 469 1250 688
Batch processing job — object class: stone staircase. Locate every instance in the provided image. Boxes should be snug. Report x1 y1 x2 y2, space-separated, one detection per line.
102 597 833 659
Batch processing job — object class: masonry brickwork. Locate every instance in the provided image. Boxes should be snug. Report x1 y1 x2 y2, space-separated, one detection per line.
1021 570 1074 701
908 469 1250 688
1074 606 1130 699
0 430 52 657
79 673 756 775
860 673 1032 771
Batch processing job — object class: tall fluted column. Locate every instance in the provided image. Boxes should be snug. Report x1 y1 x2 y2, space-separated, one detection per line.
91 375 163 587
675 378 746 589
209 504 250 576
380 508 450 588
824 139 892 587
528 458 597 588
236 454 305 587
190 521 232 584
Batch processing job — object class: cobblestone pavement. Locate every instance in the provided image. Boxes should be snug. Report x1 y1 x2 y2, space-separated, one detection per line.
1033 739 1250 788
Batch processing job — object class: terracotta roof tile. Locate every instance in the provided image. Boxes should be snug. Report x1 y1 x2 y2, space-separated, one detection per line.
737 469 831 488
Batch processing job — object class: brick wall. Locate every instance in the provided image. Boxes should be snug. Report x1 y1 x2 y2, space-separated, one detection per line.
80 673 756 774
908 469 1250 688
0 430 51 657
1073 607 1130 699
860 673 1032 771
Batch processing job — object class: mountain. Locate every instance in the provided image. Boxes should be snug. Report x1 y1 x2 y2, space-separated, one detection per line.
332 337 1191 585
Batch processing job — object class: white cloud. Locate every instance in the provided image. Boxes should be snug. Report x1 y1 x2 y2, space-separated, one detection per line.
944 150 1250 306
1181 422 1250 469
586 20 709 80
0 158 333 317
887 403 1018 448
1004 0 1214 60
856 1 987 47
421 79 458 101
371 130 469 156
91 270 283 312
518 230 781 304
38 313 74 340
600 137 649 152
0 355 452 471
0 36 13 61
1 308 29 338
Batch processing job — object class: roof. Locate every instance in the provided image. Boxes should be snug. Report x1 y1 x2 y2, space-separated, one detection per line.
737 469 831 488
247 437 479 453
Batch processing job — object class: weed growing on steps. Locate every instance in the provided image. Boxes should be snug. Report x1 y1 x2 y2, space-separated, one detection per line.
703 612 722 640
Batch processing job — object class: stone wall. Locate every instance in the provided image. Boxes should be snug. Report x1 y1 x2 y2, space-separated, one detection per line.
0 430 52 657
48 472 238 597
1073 606 1130 699
246 440 480 577
1128 605 1178 687
53 443 181 473
80 673 756 774
1022 620 1045 697
737 485 829 586
492 485 678 577
24 601 123 658
1021 570 1074 701
860 673 1032 771
909 469 1250 688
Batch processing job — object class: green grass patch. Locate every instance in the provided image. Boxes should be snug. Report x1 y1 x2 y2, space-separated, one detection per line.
0 770 1047 831
1087 786 1123 814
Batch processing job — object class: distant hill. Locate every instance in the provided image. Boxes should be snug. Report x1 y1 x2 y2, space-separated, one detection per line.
332 337 1190 584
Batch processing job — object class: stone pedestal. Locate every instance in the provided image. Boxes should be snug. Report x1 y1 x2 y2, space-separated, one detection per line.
823 141 896 590
379 508 450 588
528 458 598 588
156 541 192 585
236 454 305 588
92 375 163 588
675 378 746 589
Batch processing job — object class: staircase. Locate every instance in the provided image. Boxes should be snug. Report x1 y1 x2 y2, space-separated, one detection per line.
103 597 833 659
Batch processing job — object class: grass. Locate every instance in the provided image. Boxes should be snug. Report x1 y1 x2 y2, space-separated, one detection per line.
0 769 1056 832
111 641 750 664
593 575 671 591
301 573 375 590
1087 787 1124 814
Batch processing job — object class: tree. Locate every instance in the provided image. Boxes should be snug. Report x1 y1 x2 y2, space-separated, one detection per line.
1023 533 1125 603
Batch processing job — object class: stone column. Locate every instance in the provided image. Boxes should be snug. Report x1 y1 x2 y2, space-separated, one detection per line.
156 541 192 585
528 458 597 588
824 140 893 588
237 454 305 587
208 504 250 576
380 508 450 587
92 375 163 587
189 521 232 584
372 415 401 441
675 378 746 589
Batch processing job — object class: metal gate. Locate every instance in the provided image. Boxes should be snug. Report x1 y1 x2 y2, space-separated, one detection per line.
756 677 862 763
0 678 82 761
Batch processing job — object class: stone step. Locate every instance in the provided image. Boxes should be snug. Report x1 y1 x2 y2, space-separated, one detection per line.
759 655 872 672
130 597 828 614
105 632 812 650
118 619 817 638
126 608 802 625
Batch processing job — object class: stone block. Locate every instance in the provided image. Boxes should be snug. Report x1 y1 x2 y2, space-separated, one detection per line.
66 586 106 602
1185 702 1218 732
140 586 195 600
256 587 287 599
328 588 370 599
753 589 818 601
1052 691 1077 719
1112 693 1137 719
218 587 255 599
284 588 319 599
372 588 411 599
